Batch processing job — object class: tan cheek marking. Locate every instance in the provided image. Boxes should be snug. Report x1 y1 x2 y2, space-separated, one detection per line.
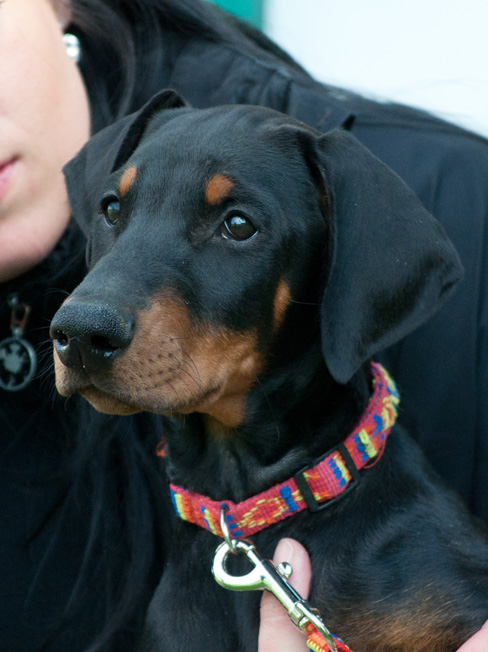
273 279 291 331
119 165 138 197
205 174 234 205
109 295 263 427
190 331 263 427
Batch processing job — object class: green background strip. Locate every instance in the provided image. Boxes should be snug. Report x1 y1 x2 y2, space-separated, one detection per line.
208 0 264 28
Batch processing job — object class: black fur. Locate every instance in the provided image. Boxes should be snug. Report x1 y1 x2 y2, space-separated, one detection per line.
52 92 488 651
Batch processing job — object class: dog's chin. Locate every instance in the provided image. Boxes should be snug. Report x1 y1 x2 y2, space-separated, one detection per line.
54 360 239 423
79 387 142 416
55 369 218 417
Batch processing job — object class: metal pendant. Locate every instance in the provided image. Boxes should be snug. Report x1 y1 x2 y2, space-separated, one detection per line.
0 294 37 391
0 335 37 391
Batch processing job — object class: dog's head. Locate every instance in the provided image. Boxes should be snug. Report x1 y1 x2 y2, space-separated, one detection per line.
51 90 462 425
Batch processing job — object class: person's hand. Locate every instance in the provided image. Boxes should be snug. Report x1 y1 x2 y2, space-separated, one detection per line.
258 538 312 652
258 538 311 652
259 539 488 652
456 621 488 651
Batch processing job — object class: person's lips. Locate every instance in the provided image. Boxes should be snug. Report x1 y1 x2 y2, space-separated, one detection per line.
0 157 17 201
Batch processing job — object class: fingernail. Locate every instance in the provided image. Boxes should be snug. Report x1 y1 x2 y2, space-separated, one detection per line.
273 538 296 564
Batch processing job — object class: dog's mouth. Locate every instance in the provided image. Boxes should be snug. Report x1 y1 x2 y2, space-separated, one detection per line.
81 381 223 417
80 384 223 417
54 354 222 415
53 360 142 414
80 386 142 416
53 348 246 423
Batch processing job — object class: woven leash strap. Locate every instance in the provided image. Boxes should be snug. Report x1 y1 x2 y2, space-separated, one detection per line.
307 626 353 652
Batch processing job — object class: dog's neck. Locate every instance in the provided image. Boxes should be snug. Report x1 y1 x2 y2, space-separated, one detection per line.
163 340 371 503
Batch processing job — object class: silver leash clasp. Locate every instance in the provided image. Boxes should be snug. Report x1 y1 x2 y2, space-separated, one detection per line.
212 507 337 652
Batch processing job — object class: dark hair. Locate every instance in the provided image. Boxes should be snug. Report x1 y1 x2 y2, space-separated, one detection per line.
48 1 308 650
40 410 171 652
69 0 308 133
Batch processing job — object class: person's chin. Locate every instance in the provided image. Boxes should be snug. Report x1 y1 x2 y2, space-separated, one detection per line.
0 204 70 282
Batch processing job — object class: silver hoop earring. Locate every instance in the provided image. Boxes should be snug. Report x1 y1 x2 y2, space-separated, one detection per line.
62 33 81 64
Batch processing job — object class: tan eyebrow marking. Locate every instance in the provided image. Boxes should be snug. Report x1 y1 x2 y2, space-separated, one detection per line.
119 165 138 198
205 174 234 205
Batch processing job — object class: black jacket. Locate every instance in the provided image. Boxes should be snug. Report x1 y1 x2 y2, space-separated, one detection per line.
1 10 486 652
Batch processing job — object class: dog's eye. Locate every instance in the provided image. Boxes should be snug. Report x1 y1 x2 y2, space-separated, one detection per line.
220 214 257 241
101 196 121 226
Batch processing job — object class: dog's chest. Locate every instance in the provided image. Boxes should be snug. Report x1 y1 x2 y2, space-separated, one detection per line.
139 527 263 651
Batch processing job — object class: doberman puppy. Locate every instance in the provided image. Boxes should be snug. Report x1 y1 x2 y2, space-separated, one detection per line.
51 90 488 651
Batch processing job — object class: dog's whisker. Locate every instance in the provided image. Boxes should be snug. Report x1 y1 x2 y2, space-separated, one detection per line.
288 300 320 306
174 363 204 392
167 367 194 394
31 324 52 334
163 378 179 401
47 376 61 408
179 351 202 384
45 287 71 298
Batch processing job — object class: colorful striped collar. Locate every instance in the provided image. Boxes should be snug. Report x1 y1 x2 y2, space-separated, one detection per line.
170 362 399 538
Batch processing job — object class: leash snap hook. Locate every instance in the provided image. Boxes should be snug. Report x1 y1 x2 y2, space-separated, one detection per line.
212 536 337 652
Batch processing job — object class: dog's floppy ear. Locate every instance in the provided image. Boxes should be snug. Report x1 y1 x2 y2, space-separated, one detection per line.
111 89 187 172
305 128 463 384
63 89 187 237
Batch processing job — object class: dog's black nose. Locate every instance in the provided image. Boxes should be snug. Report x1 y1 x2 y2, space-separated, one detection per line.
50 301 135 372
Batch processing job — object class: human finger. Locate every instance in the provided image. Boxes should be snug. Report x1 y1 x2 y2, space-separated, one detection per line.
258 538 312 652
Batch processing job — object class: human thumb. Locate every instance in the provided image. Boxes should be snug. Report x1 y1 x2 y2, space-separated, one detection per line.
258 538 312 652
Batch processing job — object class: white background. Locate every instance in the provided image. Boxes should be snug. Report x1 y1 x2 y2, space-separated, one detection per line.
265 0 488 138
